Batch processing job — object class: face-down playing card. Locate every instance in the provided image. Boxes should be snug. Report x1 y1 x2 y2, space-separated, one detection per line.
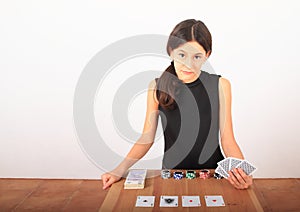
235 160 257 175
215 165 229 178
159 196 178 207
217 157 230 172
228 157 243 171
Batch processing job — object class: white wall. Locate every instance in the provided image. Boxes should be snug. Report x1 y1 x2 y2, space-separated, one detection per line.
1 0 299 179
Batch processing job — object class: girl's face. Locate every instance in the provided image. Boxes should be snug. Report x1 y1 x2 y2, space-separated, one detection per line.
170 41 209 83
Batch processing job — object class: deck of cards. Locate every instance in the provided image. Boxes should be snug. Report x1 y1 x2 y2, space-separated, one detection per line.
124 169 147 189
215 157 257 178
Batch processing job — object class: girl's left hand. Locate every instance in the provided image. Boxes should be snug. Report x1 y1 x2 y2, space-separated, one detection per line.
227 168 253 189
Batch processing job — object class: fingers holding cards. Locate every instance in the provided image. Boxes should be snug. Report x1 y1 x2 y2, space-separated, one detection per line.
228 168 253 189
216 157 257 178
228 169 243 189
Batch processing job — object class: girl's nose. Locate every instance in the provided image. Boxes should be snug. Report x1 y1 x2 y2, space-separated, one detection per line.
184 57 193 69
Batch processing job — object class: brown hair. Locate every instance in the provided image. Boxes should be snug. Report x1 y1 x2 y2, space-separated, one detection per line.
156 19 212 110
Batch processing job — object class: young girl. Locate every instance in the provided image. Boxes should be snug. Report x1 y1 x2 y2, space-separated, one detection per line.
102 19 253 190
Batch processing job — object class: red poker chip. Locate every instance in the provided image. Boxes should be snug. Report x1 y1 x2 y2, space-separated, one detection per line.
199 169 210 179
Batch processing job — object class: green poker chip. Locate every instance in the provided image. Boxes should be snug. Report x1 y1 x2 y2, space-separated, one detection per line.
186 170 196 179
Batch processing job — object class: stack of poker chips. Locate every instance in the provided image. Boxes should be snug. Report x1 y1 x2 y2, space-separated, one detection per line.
199 169 210 179
161 169 171 179
213 172 223 180
186 170 196 179
173 171 184 180
160 169 220 180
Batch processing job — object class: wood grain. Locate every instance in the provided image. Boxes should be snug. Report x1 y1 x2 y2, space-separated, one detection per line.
1 177 300 211
99 170 262 211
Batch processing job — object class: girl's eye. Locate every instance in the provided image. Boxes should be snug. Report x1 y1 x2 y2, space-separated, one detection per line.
195 56 202 60
179 53 184 58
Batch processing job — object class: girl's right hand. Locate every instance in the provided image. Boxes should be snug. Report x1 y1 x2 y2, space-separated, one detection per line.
101 172 122 190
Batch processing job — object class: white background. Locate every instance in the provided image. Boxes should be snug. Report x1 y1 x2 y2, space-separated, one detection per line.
1 0 299 179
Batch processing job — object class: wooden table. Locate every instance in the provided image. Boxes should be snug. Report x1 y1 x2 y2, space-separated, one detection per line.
99 170 263 211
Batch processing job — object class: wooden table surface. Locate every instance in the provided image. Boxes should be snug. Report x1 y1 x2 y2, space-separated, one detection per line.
100 170 264 211
1 175 299 211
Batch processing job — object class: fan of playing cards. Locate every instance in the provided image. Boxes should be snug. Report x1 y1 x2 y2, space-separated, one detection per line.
215 157 257 178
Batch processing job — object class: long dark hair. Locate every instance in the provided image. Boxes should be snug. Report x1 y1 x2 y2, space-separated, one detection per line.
156 19 212 110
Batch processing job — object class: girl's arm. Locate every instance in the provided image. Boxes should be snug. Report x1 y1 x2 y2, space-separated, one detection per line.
219 77 244 158
219 77 252 189
102 79 159 189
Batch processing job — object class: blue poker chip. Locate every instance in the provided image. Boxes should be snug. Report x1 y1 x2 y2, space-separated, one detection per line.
173 171 184 179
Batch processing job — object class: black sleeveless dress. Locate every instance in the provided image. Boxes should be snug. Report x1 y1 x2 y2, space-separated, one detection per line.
156 71 224 169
